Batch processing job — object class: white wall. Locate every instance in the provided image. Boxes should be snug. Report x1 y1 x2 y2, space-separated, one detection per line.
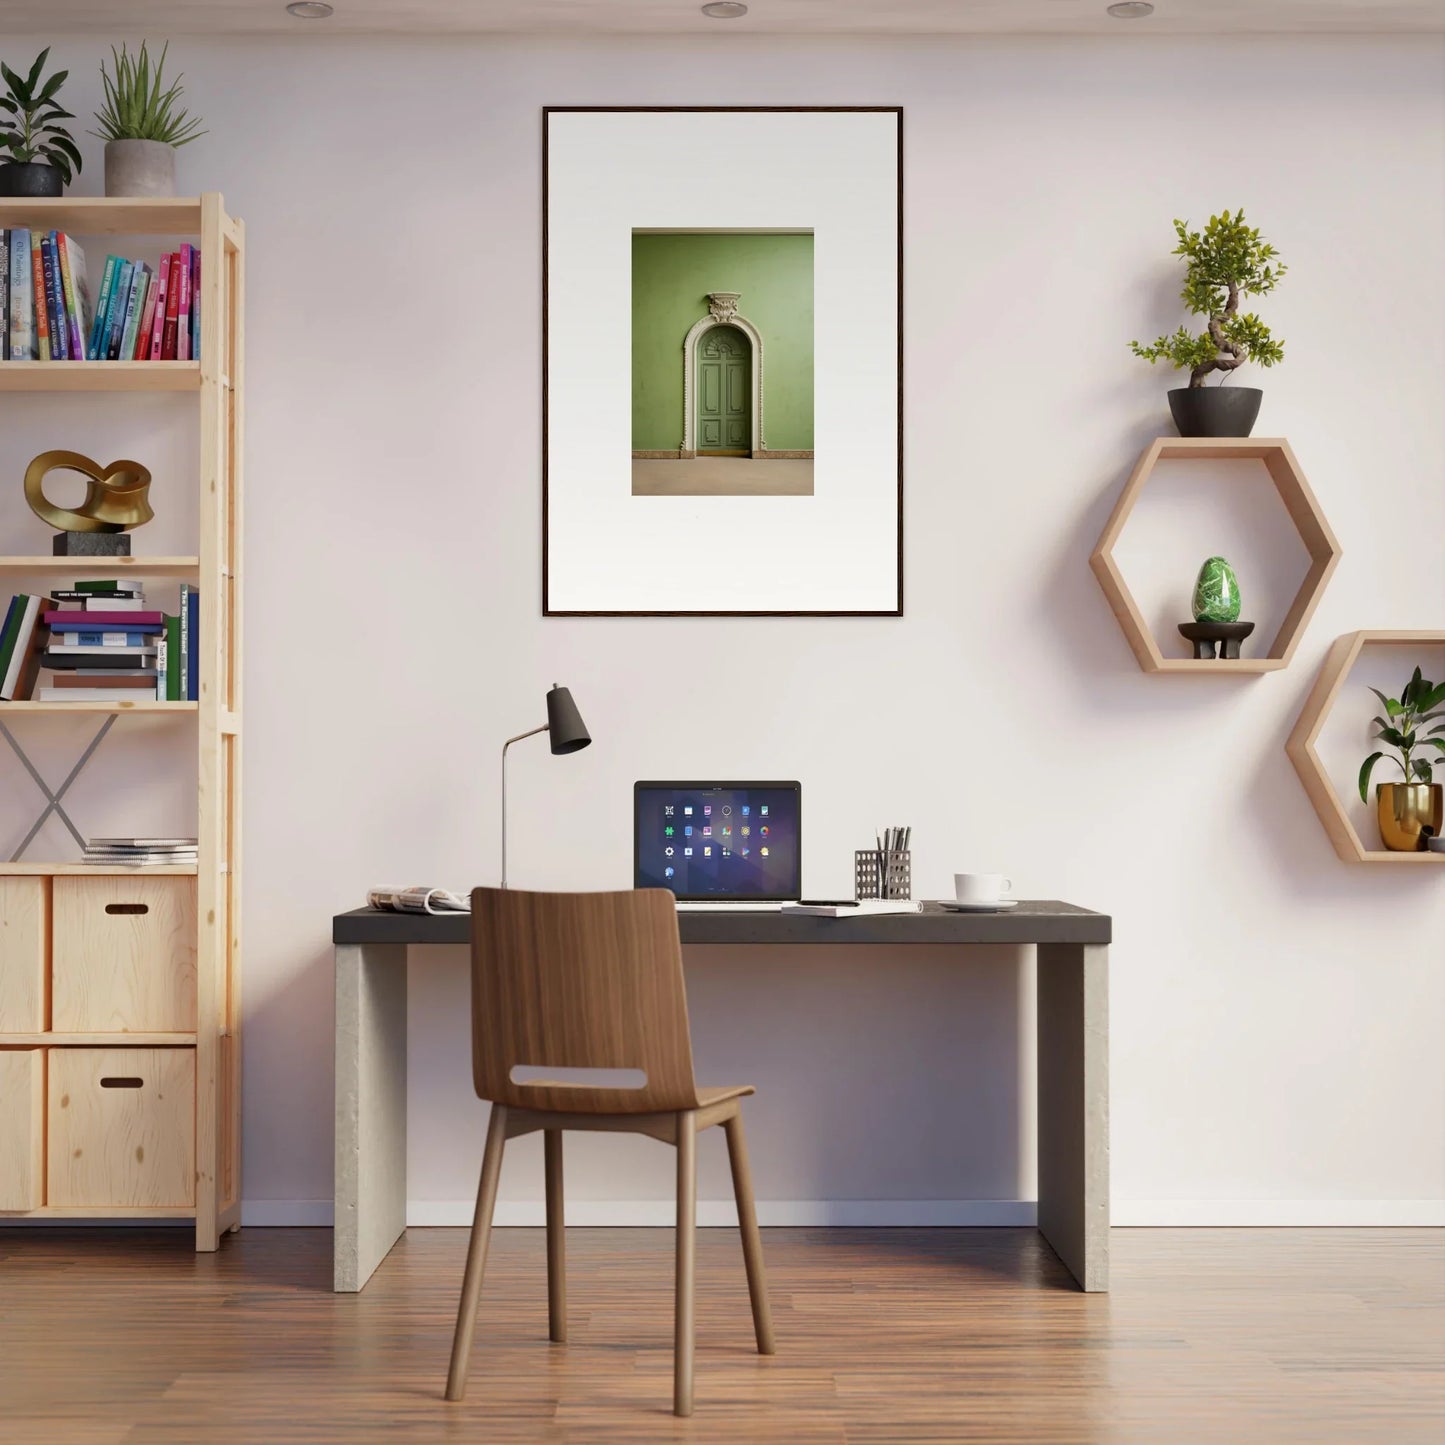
3 33 1442 1227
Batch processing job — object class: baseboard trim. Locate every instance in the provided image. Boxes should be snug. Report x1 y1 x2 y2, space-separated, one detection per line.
1114 1200 1445 1227
209 1198 1445 1230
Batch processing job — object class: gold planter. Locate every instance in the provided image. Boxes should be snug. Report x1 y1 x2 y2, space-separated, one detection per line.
1376 782 1444 852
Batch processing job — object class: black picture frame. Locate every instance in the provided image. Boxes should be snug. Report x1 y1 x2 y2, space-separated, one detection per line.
542 106 904 618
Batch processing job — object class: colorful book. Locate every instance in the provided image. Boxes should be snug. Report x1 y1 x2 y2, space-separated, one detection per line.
9 230 33 359
41 233 66 359
73 578 140 594
30 233 49 362
147 253 170 359
0 231 8 361
89 254 120 359
51 590 145 604
54 632 155 646
46 610 165 628
104 260 134 360
50 671 157 688
189 248 200 360
134 269 159 359
0 595 23 680
1 595 47 700
162 252 181 359
176 244 193 363
164 614 181 700
43 649 156 669
118 263 149 363
57 233 89 360
185 586 199 701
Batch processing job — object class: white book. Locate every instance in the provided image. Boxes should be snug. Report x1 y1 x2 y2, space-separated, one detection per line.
779 901 922 918
74 597 148 613
37 687 159 702
50 643 157 655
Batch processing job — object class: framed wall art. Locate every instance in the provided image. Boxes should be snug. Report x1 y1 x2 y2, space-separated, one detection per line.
543 106 903 616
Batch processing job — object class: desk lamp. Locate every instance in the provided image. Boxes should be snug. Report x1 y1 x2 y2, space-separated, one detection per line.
500 684 591 887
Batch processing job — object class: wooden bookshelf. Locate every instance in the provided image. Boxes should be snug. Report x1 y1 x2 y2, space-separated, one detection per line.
0 195 244 1250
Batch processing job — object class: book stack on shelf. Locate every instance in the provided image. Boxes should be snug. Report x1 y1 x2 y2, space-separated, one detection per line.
0 579 199 702
1 229 200 362
83 836 199 868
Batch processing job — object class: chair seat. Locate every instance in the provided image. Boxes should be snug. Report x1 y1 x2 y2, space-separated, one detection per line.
696 1084 755 1108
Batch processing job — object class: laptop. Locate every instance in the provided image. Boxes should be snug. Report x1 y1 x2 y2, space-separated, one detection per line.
634 781 801 909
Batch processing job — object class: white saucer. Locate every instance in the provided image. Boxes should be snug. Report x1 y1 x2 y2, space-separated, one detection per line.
934 898 1019 912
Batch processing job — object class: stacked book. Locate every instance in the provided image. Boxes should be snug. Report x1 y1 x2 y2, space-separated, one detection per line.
1 230 200 362
83 836 198 868
0 579 201 703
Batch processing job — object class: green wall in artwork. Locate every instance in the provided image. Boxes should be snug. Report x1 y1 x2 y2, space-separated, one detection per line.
632 232 814 451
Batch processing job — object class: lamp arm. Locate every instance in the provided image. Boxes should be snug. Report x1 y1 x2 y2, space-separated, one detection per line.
500 724 550 889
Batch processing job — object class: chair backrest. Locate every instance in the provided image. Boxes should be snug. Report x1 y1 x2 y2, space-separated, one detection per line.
469 887 701 1115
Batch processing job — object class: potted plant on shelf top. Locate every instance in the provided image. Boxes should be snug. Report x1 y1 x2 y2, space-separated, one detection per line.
92 42 205 198
1130 210 1285 438
1359 667 1445 852
0 49 83 197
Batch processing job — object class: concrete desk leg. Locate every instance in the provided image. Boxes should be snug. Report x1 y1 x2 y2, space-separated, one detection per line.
334 943 408 1292
1036 943 1109 1291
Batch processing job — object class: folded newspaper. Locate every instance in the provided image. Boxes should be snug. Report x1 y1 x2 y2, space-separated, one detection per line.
367 886 471 915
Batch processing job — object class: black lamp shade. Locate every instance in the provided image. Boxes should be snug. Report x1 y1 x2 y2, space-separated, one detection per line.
545 684 591 755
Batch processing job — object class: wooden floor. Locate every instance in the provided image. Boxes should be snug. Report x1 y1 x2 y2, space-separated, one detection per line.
1 1227 1441 1444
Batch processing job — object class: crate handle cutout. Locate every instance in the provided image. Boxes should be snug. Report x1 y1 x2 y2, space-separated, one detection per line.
99 1076 144 1089
509 1065 647 1090
105 903 149 915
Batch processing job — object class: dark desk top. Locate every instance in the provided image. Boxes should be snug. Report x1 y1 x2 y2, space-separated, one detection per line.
333 900 1110 947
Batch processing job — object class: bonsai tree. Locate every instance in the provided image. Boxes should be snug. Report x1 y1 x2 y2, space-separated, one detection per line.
92 42 206 149
0 48 83 185
1359 667 1445 801
1131 210 1285 388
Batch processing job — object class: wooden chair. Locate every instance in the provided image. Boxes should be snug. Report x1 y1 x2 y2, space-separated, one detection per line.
445 887 776 1416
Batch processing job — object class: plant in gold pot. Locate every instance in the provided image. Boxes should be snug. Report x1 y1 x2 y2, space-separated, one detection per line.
92 42 205 198
1358 667 1445 851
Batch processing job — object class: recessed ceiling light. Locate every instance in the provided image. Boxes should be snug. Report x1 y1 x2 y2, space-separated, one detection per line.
1106 1 1154 16
286 1 334 17
701 2 749 17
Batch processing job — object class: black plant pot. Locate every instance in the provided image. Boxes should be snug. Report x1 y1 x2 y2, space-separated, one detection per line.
1167 386 1263 438
0 161 64 197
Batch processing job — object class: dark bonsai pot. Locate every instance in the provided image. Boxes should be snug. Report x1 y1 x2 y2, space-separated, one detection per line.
1168 386 1263 438
0 161 64 197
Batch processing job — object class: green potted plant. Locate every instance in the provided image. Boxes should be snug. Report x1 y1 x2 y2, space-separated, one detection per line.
0 49 82 197
1359 667 1445 851
1130 210 1285 438
92 42 205 198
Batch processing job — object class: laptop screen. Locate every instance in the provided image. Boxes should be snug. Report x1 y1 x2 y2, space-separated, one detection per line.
634 781 801 901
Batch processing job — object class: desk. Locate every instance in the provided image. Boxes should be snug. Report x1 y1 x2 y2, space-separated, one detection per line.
332 900 1110 1294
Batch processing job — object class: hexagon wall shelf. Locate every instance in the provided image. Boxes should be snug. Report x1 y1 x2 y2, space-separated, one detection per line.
1090 437 1343 674
1286 630 1445 866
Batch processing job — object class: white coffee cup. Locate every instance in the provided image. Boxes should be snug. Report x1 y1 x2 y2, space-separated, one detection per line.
954 872 1012 906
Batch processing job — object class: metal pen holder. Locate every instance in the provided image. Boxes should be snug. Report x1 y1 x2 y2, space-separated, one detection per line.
855 849 911 901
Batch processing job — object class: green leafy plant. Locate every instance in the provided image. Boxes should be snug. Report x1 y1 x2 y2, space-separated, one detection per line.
0 48 83 183
1358 667 1445 802
92 42 205 148
1131 210 1285 388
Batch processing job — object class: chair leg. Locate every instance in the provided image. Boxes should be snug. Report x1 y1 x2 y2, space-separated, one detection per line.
444 1103 508 1402
544 1128 567 1343
723 1111 776 1355
674 1110 698 1418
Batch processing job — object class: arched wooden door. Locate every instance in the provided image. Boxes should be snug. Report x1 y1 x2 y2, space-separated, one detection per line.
696 325 751 455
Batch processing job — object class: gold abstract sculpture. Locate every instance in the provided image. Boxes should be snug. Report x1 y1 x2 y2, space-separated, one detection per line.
24 450 154 533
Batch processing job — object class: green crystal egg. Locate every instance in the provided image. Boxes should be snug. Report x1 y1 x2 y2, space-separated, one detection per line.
1192 556 1241 623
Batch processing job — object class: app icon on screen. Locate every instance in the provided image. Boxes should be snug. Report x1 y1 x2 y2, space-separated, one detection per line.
741 826 750 837
684 805 693 816
665 826 675 837
722 826 731 837
684 825 693 837
741 847 750 857
664 805 674 817
742 805 750 816
722 848 731 857
684 848 693 856
665 866 675 878
704 846 712 857
760 805 768 816
703 805 712 816
665 847 674 856
760 825 769 838
722 805 731 816
760 847 769 856
702 826 711 836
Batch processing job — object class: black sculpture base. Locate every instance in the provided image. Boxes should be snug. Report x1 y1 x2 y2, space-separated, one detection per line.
1178 620 1256 660
53 532 131 556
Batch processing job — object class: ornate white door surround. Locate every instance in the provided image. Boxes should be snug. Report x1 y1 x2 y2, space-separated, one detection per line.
681 292 766 458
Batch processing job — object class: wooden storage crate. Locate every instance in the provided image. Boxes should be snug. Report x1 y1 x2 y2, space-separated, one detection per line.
51 876 197 1033
0 1049 45 1211
0 876 48 1032
47 1048 195 1208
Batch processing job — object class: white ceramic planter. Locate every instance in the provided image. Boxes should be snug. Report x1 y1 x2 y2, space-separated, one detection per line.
104 139 176 198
